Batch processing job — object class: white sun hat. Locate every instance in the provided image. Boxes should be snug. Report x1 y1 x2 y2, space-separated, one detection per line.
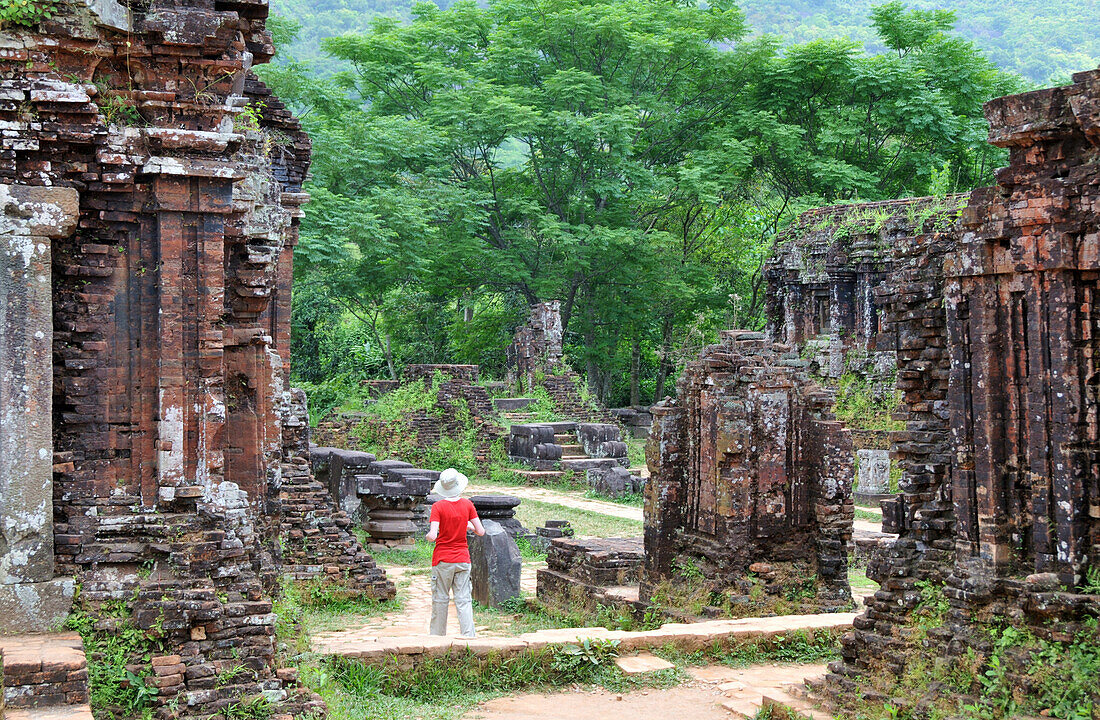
433 467 469 498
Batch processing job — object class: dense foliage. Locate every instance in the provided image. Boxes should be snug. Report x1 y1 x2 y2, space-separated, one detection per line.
261 0 1022 407
271 0 1098 84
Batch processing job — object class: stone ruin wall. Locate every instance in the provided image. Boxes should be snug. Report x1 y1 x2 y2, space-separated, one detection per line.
643 331 854 614
506 301 616 423
764 195 966 385
312 363 504 470
0 1 388 716
826 69 1100 711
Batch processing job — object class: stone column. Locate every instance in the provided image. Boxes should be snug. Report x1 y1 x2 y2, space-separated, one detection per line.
0 185 79 633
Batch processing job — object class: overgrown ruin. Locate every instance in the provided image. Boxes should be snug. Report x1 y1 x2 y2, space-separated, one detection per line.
0 1 389 715
823 68 1100 715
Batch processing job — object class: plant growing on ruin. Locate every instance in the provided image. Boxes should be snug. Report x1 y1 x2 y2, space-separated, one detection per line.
234 101 267 133
913 580 950 629
550 638 620 680
66 594 160 719
0 0 57 26
1078 565 1100 594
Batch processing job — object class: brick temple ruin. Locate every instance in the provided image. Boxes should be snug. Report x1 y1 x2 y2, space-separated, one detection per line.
643 331 855 614
0 0 388 715
822 69 1100 713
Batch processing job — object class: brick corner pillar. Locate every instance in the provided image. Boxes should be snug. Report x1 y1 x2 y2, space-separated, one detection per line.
0 184 79 634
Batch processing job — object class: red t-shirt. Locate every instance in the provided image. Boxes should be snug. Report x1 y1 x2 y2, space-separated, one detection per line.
430 498 478 565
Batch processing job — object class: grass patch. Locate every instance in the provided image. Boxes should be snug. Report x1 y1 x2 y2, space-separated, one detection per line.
653 628 843 668
847 567 879 592
274 576 400 654
512 497 643 537
584 487 645 506
854 508 882 522
626 436 648 467
368 539 435 567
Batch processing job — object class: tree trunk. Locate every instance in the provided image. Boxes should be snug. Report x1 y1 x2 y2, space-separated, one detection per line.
630 339 641 407
652 316 675 403
384 333 397 380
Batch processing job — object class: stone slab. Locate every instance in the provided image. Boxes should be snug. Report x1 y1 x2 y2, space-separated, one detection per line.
0 579 74 635
615 653 675 675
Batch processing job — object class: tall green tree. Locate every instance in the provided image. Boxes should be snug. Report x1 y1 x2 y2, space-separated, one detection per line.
262 0 1024 405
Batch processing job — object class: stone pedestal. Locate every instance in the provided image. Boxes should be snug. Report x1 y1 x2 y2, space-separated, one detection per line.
855 449 891 499
468 520 521 608
0 185 79 634
356 462 435 549
470 495 530 541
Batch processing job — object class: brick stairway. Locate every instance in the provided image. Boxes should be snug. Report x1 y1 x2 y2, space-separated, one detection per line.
0 633 93 719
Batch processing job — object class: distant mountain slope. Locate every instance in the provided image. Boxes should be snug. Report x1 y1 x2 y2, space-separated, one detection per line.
738 0 1098 83
270 0 453 64
271 0 1099 84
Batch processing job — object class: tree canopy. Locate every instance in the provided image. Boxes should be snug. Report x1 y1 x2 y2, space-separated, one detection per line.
260 0 1024 406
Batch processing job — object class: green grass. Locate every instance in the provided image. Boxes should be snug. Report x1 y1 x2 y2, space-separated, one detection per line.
847 567 879 592
274 576 400 651
512 497 643 537
854 508 882 522
368 539 435 567
626 436 648 467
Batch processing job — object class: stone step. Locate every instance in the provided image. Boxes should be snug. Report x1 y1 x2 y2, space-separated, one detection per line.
313 612 857 665
718 696 762 718
508 469 566 484
559 444 584 453
561 458 621 472
554 433 578 442
0 632 89 711
761 690 834 720
615 653 675 675
561 454 589 460
494 397 536 412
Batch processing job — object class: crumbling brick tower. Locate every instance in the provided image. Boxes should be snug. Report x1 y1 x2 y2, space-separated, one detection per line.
0 1 388 716
828 69 1100 711
643 331 854 614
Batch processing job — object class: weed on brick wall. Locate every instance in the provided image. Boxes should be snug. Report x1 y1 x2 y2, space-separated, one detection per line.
65 591 162 720
838 587 1100 720
0 0 56 26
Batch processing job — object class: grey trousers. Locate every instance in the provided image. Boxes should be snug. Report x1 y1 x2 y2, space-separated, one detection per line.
430 561 475 637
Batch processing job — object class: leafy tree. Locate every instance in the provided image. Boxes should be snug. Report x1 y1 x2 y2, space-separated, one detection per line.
262 0 1026 405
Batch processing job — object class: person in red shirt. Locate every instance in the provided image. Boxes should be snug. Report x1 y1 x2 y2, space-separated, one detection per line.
426 468 485 637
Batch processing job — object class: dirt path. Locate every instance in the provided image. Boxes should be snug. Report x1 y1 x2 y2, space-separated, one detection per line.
464 663 829 720
349 563 542 638
467 482 644 522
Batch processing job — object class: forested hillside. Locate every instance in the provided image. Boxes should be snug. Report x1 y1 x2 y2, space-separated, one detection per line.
260 0 1029 409
271 0 1098 82
738 0 1098 83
